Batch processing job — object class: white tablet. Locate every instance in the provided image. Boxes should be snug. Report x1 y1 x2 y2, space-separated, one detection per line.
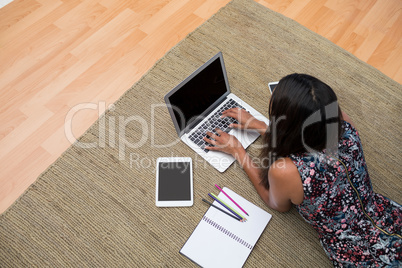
155 157 193 207
268 81 279 94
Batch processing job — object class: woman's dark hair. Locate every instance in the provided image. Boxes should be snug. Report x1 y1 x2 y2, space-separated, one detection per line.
260 73 343 188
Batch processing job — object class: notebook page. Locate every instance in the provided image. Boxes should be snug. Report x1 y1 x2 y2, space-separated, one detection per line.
180 187 272 267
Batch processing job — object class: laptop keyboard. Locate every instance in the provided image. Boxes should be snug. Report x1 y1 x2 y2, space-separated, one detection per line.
188 99 244 153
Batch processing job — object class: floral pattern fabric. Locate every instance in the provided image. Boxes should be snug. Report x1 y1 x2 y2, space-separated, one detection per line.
289 121 402 267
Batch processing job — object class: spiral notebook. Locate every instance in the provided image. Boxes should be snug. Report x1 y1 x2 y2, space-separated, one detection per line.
180 187 272 267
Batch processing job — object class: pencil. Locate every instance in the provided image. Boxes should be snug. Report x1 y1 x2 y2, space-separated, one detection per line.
208 193 246 221
215 184 249 216
202 198 240 221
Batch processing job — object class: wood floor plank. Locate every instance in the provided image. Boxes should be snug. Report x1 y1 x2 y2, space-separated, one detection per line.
0 107 27 140
194 0 230 19
367 8 402 72
0 0 40 33
0 106 53 160
139 0 192 34
53 1 107 30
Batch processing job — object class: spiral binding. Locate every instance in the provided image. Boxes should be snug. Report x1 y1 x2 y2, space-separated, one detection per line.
202 216 253 249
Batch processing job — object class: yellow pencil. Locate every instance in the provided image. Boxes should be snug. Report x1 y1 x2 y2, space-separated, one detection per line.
209 193 247 221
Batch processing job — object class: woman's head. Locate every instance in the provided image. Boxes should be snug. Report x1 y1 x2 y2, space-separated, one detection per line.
260 74 343 186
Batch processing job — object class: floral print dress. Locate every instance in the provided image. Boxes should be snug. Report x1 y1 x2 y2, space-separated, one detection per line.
289 121 402 267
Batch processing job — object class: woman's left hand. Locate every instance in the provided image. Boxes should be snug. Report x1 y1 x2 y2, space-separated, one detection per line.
203 128 244 156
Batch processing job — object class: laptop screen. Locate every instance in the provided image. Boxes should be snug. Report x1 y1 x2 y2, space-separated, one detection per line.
165 53 230 135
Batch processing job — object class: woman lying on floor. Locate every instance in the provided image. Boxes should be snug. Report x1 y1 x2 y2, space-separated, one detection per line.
203 73 402 267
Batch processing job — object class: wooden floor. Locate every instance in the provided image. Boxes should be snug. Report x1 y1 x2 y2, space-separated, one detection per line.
0 0 401 214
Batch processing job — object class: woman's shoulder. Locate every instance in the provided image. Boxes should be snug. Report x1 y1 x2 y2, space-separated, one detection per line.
341 111 355 129
269 157 304 206
269 157 305 188
270 157 299 176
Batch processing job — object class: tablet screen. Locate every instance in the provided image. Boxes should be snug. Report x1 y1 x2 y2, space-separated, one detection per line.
158 161 191 201
156 158 193 207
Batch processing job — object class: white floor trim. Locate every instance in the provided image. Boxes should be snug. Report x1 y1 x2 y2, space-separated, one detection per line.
0 0 14 9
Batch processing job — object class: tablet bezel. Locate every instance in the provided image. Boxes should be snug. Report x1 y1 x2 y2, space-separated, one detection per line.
268 81 279 94
155 157 193 207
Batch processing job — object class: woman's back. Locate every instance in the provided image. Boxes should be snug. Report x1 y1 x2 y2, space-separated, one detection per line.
289 121 402 267
201 73 401 265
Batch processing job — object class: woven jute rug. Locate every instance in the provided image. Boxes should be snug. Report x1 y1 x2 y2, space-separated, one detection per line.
1 0 401 266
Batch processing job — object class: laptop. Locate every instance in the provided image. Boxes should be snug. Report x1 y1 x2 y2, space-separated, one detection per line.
164 52 269 172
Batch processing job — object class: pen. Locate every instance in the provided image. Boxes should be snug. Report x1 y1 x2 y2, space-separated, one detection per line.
202 198 241 221
215 184 249 216
208 193 246 222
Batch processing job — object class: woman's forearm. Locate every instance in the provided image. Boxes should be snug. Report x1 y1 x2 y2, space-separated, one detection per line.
251 120 268 136
233 148 270 205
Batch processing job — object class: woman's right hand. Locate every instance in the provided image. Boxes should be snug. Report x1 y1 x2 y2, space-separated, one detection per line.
221 108 268 135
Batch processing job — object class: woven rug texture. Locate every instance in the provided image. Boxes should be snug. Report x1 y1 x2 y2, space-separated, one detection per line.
1 0 401 266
